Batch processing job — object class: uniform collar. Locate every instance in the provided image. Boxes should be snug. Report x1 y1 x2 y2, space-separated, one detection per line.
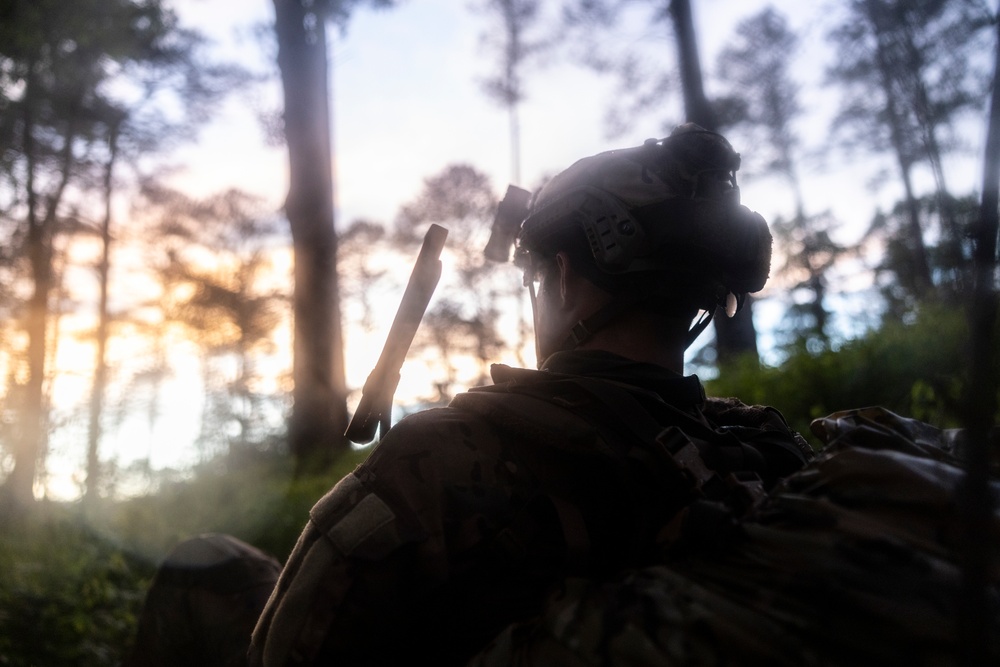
490 350 705 408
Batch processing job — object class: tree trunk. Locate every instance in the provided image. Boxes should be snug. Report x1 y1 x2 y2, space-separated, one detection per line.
273 0 349 473
669 0 758 364
6 252 49 509
712 301 759 365
509 100 521 187
895 147 934 295
669 0 716 131
898 16 963 260
865 1 934 296
85 122 119 510
3 72 47 511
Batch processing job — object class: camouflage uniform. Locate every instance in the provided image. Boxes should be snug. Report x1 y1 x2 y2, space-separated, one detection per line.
248 350 811 666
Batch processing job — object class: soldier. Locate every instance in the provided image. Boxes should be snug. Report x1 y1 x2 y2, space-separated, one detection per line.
248 123 813 666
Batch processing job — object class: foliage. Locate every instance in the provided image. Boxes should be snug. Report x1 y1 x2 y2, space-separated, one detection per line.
138 184 290 453
706 304 993 441
0 0 245 506
770 211 850 349
396 164 512 395
868 193 980 319
338 219 390 332
0 507 155 667
558 0 684 137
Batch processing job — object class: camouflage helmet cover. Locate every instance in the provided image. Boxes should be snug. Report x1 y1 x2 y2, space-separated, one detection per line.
514 124 772 308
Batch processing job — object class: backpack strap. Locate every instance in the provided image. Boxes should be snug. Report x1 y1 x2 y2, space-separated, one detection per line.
458 374 810 521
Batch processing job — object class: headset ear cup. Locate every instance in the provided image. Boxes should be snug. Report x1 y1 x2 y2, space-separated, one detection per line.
742 208 772 293
716 206 772 295
638 202 771 296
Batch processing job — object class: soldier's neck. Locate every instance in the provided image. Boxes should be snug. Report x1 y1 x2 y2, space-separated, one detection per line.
576 323 686 375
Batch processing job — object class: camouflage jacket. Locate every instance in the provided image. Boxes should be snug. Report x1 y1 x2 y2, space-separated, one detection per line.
248 351 812 666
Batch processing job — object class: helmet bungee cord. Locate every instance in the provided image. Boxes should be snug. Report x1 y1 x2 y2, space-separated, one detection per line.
485 123 772 362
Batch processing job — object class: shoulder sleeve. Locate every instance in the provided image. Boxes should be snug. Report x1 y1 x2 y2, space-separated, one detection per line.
248 469 418 665
249 407 514 666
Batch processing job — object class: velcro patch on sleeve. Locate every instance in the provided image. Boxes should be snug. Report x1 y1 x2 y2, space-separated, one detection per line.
310 474 403 560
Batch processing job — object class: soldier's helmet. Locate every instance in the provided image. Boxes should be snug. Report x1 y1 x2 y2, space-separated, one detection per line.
487 124 772 332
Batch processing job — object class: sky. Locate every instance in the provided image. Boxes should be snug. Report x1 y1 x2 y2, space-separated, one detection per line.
33 0 993 499
170 0 986 269
169 0 619 218
168 0 894 225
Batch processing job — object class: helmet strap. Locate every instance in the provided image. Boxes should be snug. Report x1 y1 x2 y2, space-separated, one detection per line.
556 292 643 353
556 293 734 355
527 279 543 366
683 292 745 348
685 308 716 348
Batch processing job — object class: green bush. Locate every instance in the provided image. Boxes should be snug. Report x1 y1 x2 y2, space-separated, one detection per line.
0 507 154 667
707 304 997 443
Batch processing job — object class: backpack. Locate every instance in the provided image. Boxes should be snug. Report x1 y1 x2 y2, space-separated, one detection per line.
126 533 281 667
467 407 1000 666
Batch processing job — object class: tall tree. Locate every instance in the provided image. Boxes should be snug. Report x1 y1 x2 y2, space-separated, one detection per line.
667 0 758 364
716 7 847 349
476 0 545 186
271 0 393 473
826 0 993 301
866 193 983 319
84 112 123 510
716 7 803 213
961 10 1000 661
0 0 235 509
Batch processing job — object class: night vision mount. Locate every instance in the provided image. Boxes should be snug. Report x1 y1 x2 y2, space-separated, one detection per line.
484 184 532 263
484 182 657 275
